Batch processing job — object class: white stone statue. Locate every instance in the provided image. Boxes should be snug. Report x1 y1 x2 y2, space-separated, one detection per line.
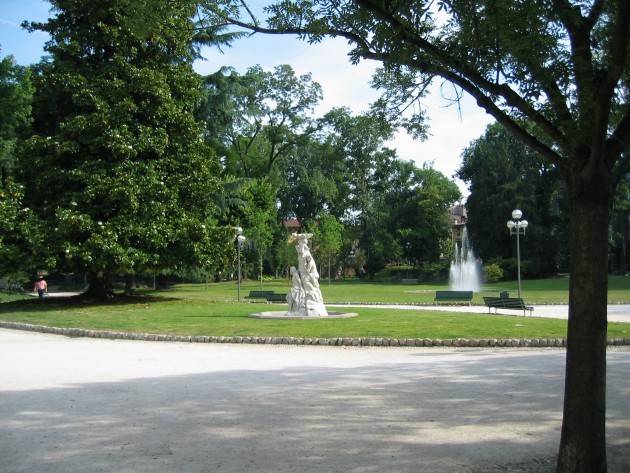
287 233 328 317
286 266 304 314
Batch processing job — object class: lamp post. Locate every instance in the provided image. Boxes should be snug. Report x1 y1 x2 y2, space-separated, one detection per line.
235 227 246 302
506 209 528 298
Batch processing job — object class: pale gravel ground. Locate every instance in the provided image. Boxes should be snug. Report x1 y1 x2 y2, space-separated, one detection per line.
1 329 629 473
328 303 630 323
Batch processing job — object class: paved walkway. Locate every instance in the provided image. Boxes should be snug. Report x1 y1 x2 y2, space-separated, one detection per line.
1 329 628 473
329 303 630 323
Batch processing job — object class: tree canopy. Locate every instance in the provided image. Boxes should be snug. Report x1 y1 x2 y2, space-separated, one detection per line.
15 0 230 296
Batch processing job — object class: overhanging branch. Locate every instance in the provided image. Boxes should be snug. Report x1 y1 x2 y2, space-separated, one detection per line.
360 50 564 166
355 0 567 147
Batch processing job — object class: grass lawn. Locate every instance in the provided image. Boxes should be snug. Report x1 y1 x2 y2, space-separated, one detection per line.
152 275 630 305
0 292 30 303
1 295 629 340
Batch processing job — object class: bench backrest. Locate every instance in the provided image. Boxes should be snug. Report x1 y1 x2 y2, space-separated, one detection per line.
248 290 274 298
435 290 473 299
483 296 527 308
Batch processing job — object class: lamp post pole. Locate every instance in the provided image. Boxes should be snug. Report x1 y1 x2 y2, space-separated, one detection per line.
235 227 246 302
506 210 528 298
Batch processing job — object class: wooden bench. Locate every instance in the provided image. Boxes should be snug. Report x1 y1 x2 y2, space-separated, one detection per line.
246 290 275 299
483 296 534 316
434 290 473 305
265 292 288 303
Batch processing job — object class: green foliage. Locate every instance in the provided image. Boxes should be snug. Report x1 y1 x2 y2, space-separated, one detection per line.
15 0 228 285
310 213 343 258
457 123 564 277
309 212 344 280
416 261 450 282
277 138 341 222
198 64 322 177
0 180 47 274
484 263 504 283
0 54 33 181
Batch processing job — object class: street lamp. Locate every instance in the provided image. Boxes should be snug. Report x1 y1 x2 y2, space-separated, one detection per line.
235 227 246 302
507 209 529 298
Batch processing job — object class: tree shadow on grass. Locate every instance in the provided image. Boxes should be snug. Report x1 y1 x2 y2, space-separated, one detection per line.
1 344 628 473
0 294 181 314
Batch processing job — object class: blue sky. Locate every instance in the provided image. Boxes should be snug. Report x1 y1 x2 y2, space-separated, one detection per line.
0 0 494 195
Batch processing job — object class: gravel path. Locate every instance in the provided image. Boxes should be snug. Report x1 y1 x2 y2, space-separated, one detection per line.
328 303 630 323
1 329 628 473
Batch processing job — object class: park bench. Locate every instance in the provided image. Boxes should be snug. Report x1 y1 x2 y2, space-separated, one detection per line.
246 290 275 299
483 296 534 316
265 292 288 303
434 290 473 305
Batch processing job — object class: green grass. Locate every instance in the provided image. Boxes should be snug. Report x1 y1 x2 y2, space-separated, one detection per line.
151 275 630 305
1 277 628 340
1 295 628 340
0 292 30 303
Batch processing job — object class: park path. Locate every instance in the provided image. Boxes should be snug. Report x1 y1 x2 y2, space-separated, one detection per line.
1 328 628 473
328 303 630 323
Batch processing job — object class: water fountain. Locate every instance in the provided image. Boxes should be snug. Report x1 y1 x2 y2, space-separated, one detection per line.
449 227 481 292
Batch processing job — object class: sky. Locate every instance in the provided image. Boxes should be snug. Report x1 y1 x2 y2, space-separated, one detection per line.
0 0 495 196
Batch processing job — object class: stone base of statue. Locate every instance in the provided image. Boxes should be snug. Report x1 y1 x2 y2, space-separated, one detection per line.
250 311 358 320
287 300 328 317
306 300 328 317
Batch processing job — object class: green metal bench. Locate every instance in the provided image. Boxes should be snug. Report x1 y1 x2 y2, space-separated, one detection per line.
246 290 275 299
434 290 473 305
265 292 288 303
483 296 534 316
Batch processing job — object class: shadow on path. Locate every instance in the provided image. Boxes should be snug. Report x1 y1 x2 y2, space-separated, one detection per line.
1 347 629 473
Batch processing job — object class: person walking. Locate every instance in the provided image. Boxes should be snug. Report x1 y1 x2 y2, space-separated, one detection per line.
33 276 47 300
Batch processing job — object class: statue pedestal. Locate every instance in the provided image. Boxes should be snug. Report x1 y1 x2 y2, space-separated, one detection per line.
287 301 328 317
250 311 358 320
305 300 328 317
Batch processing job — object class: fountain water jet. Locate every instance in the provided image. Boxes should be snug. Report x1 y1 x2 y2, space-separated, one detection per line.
449 227 481 292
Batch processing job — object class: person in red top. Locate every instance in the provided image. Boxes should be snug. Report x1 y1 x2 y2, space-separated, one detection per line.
33 276 47 300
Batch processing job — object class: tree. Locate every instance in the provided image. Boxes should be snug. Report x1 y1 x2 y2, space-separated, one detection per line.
382 160 461 265
198 64 322 177
457 123 565 277
319 107 398 275
277 137 341 222
203 2 629 471
17 0 229 298
0 54 33 184
310 212 344 283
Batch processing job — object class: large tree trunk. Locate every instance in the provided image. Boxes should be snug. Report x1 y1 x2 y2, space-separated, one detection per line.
124 273 135 296
557 172 609 473
83 271 113 299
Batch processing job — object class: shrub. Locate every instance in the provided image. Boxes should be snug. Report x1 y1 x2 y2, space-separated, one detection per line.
417 261 450 282
484 263 504 282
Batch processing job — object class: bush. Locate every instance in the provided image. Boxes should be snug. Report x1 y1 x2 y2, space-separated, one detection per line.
484 263 504 282
373 263 415 281
417 261 450 282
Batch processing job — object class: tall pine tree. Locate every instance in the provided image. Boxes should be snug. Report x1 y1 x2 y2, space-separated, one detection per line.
17 0 229 297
